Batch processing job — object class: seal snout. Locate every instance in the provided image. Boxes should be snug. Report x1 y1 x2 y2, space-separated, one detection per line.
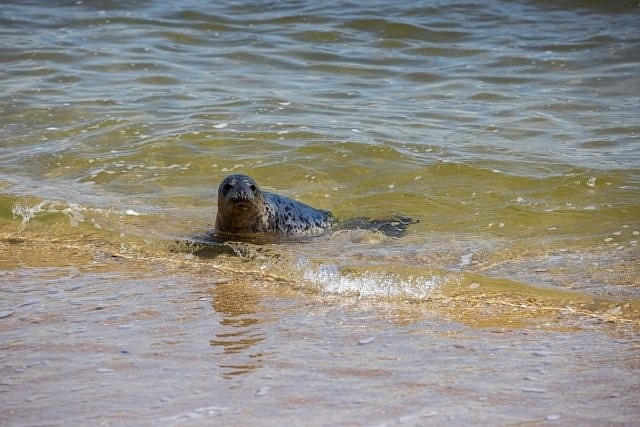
228 189 253 203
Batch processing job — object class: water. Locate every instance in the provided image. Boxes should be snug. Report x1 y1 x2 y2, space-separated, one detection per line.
1 1 639 424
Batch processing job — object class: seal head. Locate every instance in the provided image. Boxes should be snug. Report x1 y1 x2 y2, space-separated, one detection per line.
215 174 333 237
215 174 270 233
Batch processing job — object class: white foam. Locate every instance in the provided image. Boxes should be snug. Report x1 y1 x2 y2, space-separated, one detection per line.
301 262 440 300
229 245 445 302
12 200 86 229
12 200 51 230
460 252 473 266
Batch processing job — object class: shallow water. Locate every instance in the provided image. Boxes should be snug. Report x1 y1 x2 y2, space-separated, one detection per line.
1 1 639 425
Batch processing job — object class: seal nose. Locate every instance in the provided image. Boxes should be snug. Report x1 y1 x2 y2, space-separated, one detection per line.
230 190 251 201
228 184 255 202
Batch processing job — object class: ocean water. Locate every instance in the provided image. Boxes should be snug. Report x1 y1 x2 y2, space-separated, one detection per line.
1 1 639 425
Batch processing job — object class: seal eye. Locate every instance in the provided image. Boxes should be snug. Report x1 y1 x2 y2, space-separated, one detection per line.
223 183 233 194
249 184 257 193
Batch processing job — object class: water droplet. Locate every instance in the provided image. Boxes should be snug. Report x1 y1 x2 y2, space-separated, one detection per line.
358 337 376 345
254 386 270 396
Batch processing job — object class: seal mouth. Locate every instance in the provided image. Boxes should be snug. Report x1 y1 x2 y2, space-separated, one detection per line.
227 198 256 211
229 194 252 203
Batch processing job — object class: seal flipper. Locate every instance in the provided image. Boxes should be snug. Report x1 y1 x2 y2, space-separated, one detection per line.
336 214 418 238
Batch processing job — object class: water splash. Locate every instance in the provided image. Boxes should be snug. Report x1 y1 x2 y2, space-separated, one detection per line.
225 241 446 301
62 203 85 226
11 200 85 231
300 261 442 300
12 200 54 232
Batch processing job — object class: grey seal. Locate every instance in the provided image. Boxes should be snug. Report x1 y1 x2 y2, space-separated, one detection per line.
215 174 334 237
171 174 418 256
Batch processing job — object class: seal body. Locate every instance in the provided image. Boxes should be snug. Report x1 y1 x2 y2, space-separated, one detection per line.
215 174 334 237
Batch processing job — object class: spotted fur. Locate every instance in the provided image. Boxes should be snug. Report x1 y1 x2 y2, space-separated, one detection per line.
215 174 333 236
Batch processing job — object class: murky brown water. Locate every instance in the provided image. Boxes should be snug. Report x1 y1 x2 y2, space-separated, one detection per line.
1 225 639 425
1 0 639 425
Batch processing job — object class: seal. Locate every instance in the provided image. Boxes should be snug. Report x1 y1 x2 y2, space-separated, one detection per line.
171 175 418 256
215 174 334 237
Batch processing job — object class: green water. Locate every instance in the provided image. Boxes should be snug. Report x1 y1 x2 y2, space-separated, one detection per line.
1 1 639 425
